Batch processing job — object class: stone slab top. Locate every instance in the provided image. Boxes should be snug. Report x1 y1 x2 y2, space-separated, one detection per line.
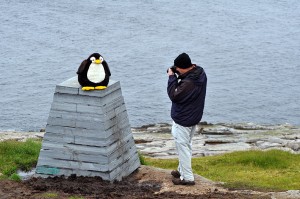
55 76 121 97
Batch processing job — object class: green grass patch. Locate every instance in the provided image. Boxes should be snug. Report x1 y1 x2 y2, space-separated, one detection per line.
138 151 147 165
145 150 300 191
0 139 41 179
1 139 300 191
36 192 59 198
68 196 84 199
34 192 84 199
9 173 21 181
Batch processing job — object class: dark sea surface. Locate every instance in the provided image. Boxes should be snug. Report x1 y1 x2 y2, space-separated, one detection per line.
0 0 299 131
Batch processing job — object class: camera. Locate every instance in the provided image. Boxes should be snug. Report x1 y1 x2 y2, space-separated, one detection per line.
167 66 178 74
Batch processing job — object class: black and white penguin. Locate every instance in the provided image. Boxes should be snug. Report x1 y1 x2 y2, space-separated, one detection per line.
77 53 111 91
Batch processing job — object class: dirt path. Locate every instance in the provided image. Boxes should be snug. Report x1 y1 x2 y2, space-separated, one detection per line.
0 166 272 199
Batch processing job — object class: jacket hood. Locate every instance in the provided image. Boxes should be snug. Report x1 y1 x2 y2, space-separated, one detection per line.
179 65 206 85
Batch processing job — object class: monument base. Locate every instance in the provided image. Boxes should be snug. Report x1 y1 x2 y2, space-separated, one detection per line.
35 77 140 181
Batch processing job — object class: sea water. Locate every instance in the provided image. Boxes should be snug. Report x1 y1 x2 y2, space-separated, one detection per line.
0 0 299 131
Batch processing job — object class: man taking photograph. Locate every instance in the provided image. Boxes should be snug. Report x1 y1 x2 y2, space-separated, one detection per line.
167 53 207 185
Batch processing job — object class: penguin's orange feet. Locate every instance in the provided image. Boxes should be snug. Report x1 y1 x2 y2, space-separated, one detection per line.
95 86 107 90
82 86 95 91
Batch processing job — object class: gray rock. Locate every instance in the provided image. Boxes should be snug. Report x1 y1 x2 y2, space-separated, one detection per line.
267 137 287 145
256 141 283 149
204 138 236 145
204 142 252 152
202 127 234 135
245 138 263 144
286 141 300 151
271 190 300 199
224 122 279 130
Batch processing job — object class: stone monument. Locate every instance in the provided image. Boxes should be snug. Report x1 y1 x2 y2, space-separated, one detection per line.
35 77 140 181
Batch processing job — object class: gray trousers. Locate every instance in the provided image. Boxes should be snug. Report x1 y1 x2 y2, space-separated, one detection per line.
171 121 196 181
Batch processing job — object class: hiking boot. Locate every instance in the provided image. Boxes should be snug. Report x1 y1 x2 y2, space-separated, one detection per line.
171 170 180 178
172 178 195 186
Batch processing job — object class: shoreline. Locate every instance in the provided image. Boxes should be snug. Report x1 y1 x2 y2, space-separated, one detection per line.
1 122 300 198
132 122 300 158
1 122 299 158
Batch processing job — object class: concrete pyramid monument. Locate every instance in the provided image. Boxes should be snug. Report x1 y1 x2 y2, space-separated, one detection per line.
36 77 140 181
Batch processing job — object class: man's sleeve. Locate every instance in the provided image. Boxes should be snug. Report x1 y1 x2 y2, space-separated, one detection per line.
167 76 194 103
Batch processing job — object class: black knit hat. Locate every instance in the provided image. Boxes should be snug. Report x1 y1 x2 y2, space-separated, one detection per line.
174 53 192 69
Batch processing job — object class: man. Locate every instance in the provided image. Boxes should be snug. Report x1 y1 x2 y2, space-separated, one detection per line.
167 53 207 185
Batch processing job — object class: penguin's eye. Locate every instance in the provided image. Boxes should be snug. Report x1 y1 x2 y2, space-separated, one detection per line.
90 57 96 62
100 57 104 62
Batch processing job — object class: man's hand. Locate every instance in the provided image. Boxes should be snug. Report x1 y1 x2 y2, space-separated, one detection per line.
167 68 174 76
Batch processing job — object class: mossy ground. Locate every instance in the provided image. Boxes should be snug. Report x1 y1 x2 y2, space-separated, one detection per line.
144 150 300 191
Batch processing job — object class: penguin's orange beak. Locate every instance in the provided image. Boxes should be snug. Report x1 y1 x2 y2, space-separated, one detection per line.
95 59 102 64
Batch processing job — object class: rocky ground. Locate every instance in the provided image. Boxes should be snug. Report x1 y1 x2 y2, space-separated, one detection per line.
132 122 300 158
0 122 300 198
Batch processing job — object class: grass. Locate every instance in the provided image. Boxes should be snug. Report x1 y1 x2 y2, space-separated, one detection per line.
143 150 300 191
0 139 41 180
138 151 147 165
1 139 299 191
36 192 85 199
37 192 84 199
40 192 58 198
9 173 22 181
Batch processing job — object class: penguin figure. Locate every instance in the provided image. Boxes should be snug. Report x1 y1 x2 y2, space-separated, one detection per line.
77 53 111 91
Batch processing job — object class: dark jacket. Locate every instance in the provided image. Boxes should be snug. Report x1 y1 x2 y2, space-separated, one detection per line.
167 65 207 127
